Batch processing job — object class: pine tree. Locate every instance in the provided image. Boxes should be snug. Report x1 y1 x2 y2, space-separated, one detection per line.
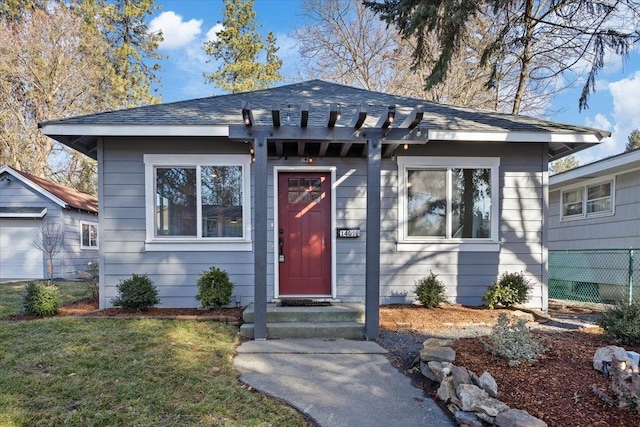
203 0 283 93
550 155 579 175
626 129 640 152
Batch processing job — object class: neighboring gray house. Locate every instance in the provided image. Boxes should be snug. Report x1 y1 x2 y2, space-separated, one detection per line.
549 148 640 250
0 165 98 280
39 80 608 338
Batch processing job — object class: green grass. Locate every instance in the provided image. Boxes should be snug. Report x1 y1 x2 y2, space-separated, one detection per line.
0 281 89 319
0 282 309 426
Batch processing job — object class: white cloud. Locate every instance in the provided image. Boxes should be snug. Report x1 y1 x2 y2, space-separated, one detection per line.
205 23 224 43
149 11 202 50
576 71 640 165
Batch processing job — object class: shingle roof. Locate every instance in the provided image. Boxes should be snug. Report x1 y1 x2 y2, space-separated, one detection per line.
41 80 606 135
5 167 98 213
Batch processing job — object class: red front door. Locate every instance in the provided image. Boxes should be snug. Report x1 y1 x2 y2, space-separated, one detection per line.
278 172 332 296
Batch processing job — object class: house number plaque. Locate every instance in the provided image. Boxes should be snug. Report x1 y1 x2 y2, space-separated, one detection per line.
337 228 360 238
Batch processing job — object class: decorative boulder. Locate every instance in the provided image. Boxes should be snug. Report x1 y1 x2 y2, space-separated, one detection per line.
495 408 548 427
593 346 630 372
477 371 498 398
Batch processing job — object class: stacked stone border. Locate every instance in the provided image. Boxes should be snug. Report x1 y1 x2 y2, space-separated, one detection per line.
418 338 640 426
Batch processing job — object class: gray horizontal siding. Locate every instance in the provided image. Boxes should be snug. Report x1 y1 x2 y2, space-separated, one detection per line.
549 168 640 250
99 137 548 310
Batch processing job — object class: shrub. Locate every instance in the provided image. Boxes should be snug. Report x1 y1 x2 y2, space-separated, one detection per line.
22 281 60 317
414 271 448 308
482 271 533 309
196 267 234 308
482 313 545 366
111 274 159 311
597 301 640 346
85 261 99 302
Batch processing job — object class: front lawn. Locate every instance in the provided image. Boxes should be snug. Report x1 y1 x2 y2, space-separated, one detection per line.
0 280 89 320
0 282 308 426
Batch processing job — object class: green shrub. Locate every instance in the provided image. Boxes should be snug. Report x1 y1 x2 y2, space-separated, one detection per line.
482 313 545 366
482 271 533 309
597 301 640 346
414 271 448 308
22 281 60 317
111 274 159 311
196 267 234 308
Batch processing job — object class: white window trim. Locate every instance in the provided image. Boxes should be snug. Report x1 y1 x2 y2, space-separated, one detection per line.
80 221 99 250
143 154 252 252
560 176 615 222
397 156 500 252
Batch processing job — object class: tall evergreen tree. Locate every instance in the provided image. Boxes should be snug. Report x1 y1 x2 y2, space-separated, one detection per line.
549 155 579 175
626 129 640 152
203 0 283 93
364 0 639 114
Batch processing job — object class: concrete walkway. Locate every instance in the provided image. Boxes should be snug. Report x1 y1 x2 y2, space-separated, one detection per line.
233 339 455 427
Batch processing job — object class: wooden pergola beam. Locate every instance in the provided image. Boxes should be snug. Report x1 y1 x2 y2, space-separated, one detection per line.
300 103 309 128
327 103 340 128
400 105 424 130
272 103 281 127
349 104 367 129
242 102 254 127
375 105 395 129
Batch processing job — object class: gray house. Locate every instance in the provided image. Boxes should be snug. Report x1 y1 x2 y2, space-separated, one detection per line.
39 80 607 338
0 165 98 280
549 148 640 250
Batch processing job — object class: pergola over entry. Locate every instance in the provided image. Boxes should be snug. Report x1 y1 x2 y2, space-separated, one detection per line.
230 102 428 341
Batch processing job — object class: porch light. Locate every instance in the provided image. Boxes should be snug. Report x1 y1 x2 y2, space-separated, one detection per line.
403 143 408 150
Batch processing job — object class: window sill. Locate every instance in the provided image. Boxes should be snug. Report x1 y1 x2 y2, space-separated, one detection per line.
81 246 99 250
144 240 252 252
561 211 614 222
396 241 500 252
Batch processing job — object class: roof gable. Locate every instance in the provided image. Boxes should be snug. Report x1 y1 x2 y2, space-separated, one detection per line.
550 148 640 189
0 165 98 213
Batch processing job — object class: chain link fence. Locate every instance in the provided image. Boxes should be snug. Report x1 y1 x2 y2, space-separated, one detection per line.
549 249 640 305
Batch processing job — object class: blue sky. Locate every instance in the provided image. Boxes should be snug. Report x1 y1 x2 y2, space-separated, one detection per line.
149 0 640 166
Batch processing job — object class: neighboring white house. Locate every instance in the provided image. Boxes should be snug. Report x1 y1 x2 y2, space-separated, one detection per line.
0 165 98 280
549 148 640 250
39 80 608 338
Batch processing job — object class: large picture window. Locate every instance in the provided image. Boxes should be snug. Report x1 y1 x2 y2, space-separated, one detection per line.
398 157 499 249
144 155 251 251
561 180 613 220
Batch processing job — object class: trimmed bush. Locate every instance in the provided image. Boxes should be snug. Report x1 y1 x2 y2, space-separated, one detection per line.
597 301 640 346
111 274 159 311
196 267 234 308
22 281 60 317
414 271 448 308
482 271 533 309
482 313 545 366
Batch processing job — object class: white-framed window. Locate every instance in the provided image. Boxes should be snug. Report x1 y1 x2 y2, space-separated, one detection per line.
561 179 614 220
144 154 252 251
80 221 98 249
397 156 500 251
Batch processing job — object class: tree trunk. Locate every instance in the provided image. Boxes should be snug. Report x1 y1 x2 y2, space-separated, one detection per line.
511 0 535 115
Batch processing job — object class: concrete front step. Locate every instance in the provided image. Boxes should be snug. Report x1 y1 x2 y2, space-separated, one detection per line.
240 302 366 340
239 321 365 340
242 302 365 323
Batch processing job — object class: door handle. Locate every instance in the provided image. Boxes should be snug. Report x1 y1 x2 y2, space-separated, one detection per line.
278 237 285 262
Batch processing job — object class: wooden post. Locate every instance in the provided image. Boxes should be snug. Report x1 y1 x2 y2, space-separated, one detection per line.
253 134 268 340
365 135 381 340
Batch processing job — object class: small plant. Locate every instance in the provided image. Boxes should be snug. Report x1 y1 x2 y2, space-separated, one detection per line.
414 271 448 308
482 271 533 309
111 274 159 311
482 313 545 366
196 267 234 308
85 261 99 302
597 301 640 346
22 281 60 317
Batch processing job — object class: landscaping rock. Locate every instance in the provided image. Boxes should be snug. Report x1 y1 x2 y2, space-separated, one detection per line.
495 408 548 427
451 365 473 389
510 310 535 322
429 360 453 382
423 337 455 348
593 346 629 372
456 384 488 412
448 403 461 415
437 376 456 402
454 410 484 427
477 371 498 398
472 396 509 417
420 345 456 363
